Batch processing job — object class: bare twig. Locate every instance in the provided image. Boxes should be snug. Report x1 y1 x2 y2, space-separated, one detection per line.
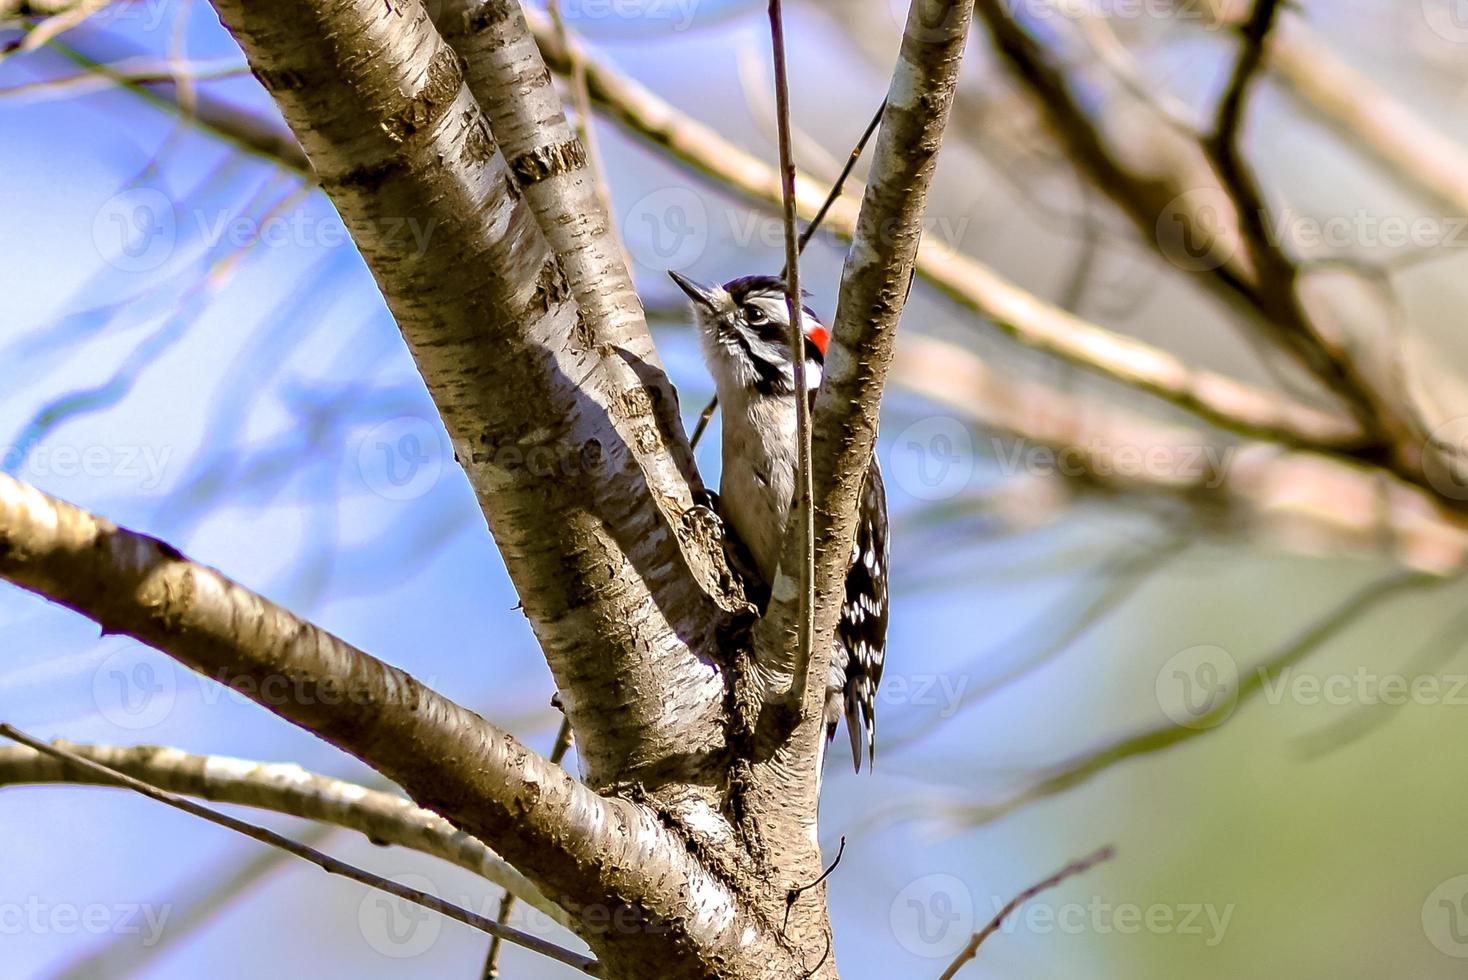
50 823 338 980
784 836 846 932
937 846 1117 979
0 740 570 925
767 0 816 706
0 725 597 974
483 716 576 979
546 0 612 217
49 40 312 174
792 99 886 262
0 0 105 61
1295 603 1468 758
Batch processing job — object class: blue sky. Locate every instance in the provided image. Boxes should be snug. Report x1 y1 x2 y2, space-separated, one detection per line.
7 2 1468 978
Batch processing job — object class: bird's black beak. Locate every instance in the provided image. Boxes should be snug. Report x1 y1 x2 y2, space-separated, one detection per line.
667 270 719 313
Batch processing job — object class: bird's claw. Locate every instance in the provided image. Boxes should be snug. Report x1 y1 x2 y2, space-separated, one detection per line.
684 489 724 536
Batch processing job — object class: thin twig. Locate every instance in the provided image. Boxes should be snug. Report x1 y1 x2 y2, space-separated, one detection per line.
689 395 719 450
0 724 597 976
482 716 575 979
1295 602 1468 758
937 846 1117 980
1207 0 1285 286
783 835 846 932
791 100 885 262
767 0 815 706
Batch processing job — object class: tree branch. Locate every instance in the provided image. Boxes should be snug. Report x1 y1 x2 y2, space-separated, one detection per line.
207 0 736 797
0 739 569 927
765 0 817 707
896 333 1468 577
0 473 787 978
0 726 597 973
756 0 973 709
938 846 1116 980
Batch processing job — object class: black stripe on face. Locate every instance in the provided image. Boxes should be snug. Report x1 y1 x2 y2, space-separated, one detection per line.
745 336 794 396
723 275 830 396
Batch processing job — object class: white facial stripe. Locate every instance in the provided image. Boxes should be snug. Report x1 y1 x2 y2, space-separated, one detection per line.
746 293 825 336
747 293 793 326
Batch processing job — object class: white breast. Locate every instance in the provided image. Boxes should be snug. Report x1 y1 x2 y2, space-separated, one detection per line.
717 388 798 585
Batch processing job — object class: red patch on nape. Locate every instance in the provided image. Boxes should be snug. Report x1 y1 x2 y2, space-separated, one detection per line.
807 325 830 355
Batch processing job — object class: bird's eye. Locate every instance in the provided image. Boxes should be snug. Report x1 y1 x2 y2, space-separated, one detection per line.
744 305 767 324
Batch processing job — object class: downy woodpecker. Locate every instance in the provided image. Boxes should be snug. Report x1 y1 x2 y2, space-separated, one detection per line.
670 271 889 772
